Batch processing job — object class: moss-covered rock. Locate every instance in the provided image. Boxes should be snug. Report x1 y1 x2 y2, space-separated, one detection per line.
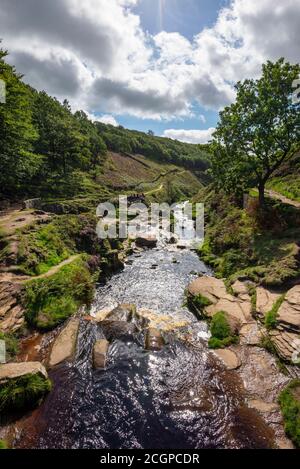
0 362 51 413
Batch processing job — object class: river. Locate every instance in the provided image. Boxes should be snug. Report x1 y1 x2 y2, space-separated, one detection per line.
13 228 276 449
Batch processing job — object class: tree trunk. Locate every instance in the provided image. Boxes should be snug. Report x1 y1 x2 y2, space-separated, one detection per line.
258 182 265 207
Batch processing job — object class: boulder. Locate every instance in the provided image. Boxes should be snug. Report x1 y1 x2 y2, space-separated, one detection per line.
269 330 300 363
0 362 48 382
22 198 41 210
188 276 252 325
145 328 165 351
106 304 136 322
277 285 300 333
0 282 25 333
48 318 79 368
100 321 137 341
213 349 241 370
256 287 281 319
135 235 157 248
240 322 263 346
93 339 109 369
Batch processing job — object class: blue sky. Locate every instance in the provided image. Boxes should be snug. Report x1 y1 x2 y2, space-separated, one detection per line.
119 0 229 136
1 0 299 144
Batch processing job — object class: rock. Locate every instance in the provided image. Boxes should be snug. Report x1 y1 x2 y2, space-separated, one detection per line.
256 287 281 319
135 235 157 248
0 362 48 382
0 282 25 333
188 276 227 302
48 318 79 368
101 321 137 341
213 349 241 370
240 323 263 346
22 198 41 210
269 330 300 363
168 236 177 245
188 276 252 325
106 304 136 322
277 285 300 333
145 328 165 351
248 399 279 413
93 339 109 369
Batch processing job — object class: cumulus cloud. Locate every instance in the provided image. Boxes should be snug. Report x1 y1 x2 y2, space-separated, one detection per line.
163 128 215 144
88 114 119 127
0 0 299 121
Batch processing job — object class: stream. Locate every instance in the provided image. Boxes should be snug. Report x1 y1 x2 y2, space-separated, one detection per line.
12 205 277 449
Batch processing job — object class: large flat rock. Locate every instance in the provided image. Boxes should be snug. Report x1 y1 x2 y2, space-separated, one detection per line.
269 329 300 363
188 276 252 325
48 318 79 368
0 361 48 382
213 349 241 370
277 285 300 332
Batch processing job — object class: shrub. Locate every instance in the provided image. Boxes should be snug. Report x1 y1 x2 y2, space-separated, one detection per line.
208 311 239 349
0 332 19 360
279 380 300 448
0 373 51 413
265 295 285 330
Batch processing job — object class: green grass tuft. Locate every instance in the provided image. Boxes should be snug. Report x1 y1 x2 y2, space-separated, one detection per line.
279 380 300 448
208 311 239 349
265 295 285 330
0 373 51 413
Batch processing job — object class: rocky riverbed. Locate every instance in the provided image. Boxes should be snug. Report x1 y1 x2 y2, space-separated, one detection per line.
0 232 298 449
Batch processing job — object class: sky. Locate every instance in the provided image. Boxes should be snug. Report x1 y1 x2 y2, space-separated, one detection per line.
0 0 299 143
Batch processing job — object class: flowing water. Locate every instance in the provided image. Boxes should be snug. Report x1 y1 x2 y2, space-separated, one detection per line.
14 208 276 449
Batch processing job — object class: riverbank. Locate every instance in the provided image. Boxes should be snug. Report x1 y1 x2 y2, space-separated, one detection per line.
0 233 296 449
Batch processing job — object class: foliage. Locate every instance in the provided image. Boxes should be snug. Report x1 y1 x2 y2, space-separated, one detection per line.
211 59 300 206
0 373 51 413
196 189 300 287
187 293 212 318
265 295 285 330
24 257 95 330
0 440 8 449
208 311 239 349
279 380 300 448
0 331 19 360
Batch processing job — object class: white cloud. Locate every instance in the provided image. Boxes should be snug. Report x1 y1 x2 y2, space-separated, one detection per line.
0 0 299 120
199 115 206 124
163 128 215 144
96 114 119 127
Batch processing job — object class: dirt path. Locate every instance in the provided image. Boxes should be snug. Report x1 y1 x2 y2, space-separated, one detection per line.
0 254 81 284
265 189 300 209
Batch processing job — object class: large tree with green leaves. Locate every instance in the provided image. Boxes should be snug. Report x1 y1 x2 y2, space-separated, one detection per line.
211 59 300 206
0 47 40 196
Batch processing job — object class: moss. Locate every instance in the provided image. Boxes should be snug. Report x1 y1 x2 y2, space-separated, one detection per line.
265 295 285 330
187 292 212 318
0 440 8 449
279 380 300 448
0 373 51 414
0 332 19 361
208 311 239 349
24 257 95 330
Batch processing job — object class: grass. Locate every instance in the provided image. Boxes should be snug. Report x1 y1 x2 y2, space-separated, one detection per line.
0 332 19 361
267 176 300 203
265 295 285 330
187 293 212 318
0 373 52 413
195 190 300 288
0 440 8 449
24 257 95 330
208 311 239 349
16 213 101 276
278 379 300 448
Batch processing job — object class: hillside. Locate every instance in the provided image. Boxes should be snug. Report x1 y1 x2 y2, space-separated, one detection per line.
267 151 300 202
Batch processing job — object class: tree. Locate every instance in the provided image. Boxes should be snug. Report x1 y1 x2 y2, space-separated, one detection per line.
211 59 300 206
147 130 154 136
0 47 39 196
